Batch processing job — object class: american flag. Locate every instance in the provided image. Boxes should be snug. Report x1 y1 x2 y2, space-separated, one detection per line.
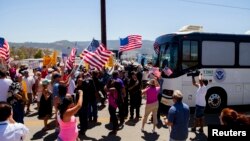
81 39 113 70
163 66 173 76
0 37 10 64
66 48 77 70
119 35 142 52
153 42 160 54
150 67 161 78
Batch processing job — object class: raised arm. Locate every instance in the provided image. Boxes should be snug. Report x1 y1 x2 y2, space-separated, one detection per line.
64 90 83 118
198 73 204 86
192 76 199 88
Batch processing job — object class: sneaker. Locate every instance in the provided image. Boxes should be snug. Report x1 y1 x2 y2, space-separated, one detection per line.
110 130 117 135
55 127 60 133
79 130 86 136
42 126 49 131
134 117 140 122
191 127 196 132
136 115 142 119
25 110 31 115
119 121 124 126
198 128 204 133
93 118 97 123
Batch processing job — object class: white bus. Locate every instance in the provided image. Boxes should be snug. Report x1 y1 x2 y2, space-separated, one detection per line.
153 32 250 112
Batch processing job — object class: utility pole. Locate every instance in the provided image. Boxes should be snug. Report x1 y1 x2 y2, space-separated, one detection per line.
100 0 107 48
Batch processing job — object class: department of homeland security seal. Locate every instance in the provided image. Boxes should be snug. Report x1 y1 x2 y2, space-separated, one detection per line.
214 69 226 82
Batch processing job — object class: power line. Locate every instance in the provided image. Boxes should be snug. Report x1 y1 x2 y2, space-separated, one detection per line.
177 0 250 11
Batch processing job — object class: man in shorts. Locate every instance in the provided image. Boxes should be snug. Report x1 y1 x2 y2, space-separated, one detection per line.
191 73 208 133
22 70 35 114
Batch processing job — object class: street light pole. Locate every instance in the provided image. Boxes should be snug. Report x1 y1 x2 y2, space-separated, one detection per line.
100 0 107 48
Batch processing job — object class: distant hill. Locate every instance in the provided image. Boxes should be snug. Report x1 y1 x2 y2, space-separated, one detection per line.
9 40 155 56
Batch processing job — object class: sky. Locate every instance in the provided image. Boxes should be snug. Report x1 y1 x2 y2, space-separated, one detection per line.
1 0 250 42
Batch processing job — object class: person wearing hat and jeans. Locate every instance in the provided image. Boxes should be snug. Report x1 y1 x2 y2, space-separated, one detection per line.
141 79 160 133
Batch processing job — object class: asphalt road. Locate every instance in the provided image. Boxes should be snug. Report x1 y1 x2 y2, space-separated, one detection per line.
23 100 250 141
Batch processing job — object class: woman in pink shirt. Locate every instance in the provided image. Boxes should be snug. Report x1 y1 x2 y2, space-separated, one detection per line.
105 80 119 134
57 90 83 141
141 79 160 133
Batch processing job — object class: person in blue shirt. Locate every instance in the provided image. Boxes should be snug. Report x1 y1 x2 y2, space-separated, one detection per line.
52 73 61 133
165 90 190 141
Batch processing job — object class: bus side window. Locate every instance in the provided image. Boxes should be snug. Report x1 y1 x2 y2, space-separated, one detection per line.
182 40 198 70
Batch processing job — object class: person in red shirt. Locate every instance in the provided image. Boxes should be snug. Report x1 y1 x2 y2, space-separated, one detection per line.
9 64 17 81
41 66 48 79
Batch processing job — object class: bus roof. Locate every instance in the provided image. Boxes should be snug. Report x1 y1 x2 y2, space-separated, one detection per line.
155 32 250 44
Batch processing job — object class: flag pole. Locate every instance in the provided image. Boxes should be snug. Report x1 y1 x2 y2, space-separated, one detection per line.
100 0 107 48
73 40 93 75
118 37 123 61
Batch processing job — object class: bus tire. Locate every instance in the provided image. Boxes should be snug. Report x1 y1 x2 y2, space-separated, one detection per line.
206 88 227 113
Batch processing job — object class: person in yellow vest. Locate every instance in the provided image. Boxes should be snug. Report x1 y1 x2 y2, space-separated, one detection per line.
21 78 28 103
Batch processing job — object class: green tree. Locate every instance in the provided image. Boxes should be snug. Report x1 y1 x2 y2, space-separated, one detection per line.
16 49 25 59
34 49 43 58
9 46 16 58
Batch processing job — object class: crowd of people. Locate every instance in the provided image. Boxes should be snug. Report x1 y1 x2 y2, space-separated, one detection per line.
0 61 250 141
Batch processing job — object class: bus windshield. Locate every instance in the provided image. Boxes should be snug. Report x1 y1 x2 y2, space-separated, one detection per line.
155 42 178 76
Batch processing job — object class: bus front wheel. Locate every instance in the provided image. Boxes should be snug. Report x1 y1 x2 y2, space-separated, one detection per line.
206 88 227 113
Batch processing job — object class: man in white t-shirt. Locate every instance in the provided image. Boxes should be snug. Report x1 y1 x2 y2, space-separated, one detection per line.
22 70 35 114
45 68 54 80
0 70 13 102
191 73 208 133
0 101 29 141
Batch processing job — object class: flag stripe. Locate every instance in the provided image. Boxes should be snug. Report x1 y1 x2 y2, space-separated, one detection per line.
66 48 77 70
0 38 10 63
119 35 142 52
81 40 112 70
163 66 173 76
